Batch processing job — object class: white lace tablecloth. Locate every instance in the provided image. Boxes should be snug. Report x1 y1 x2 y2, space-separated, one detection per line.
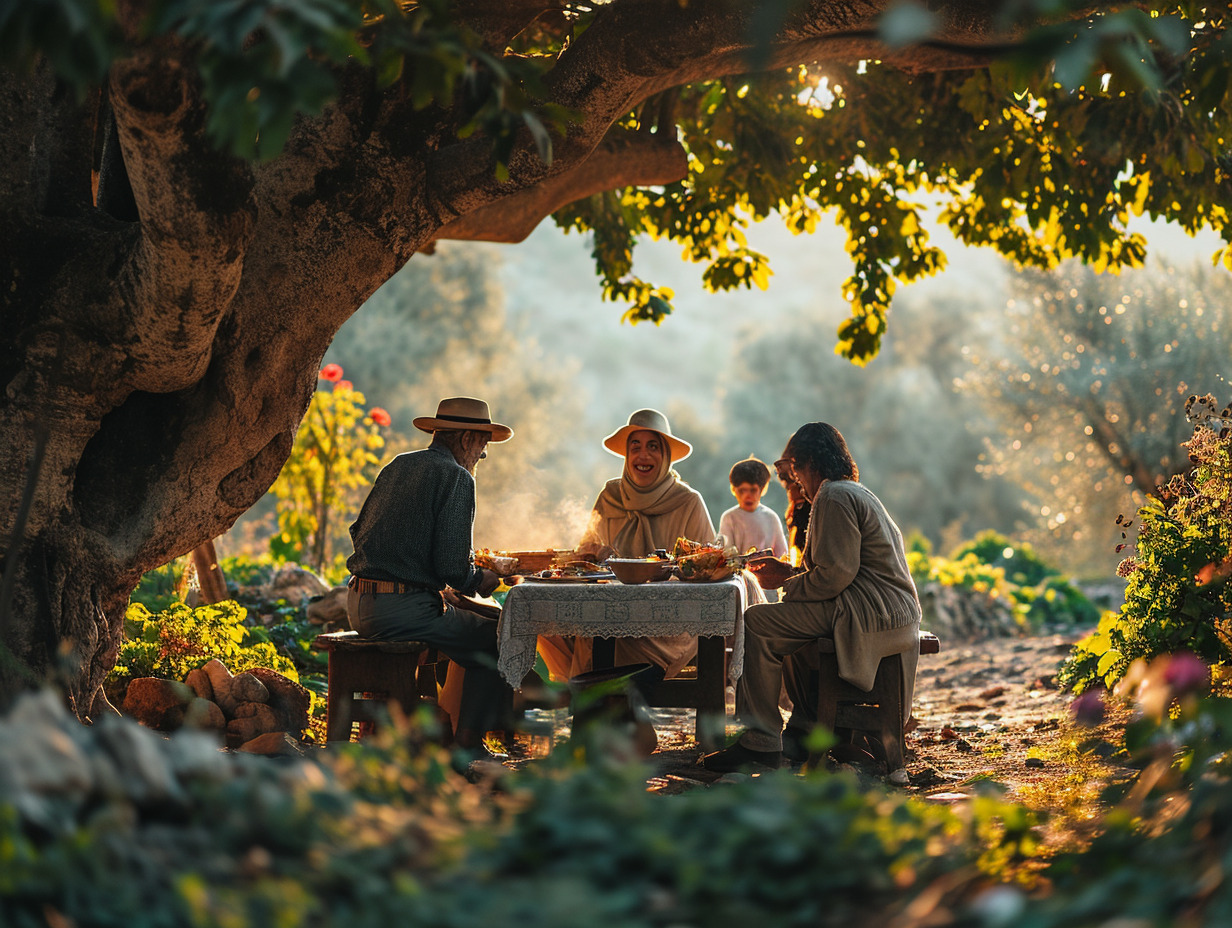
497 576 746 687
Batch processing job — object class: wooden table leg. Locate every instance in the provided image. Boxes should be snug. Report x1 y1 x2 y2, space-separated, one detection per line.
695 635 727 751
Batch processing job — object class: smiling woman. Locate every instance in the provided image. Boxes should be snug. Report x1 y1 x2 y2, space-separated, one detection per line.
535 409 718 681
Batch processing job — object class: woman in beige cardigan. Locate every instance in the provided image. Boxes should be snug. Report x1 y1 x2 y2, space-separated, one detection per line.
538 408 716 682
701 421 921 773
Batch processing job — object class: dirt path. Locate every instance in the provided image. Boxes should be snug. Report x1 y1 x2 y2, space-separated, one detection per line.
516 629 1133 843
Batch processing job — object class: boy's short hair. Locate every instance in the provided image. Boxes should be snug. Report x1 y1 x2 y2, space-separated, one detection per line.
729 456 772 489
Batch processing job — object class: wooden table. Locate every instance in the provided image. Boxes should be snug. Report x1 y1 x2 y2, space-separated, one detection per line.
497 576 745 749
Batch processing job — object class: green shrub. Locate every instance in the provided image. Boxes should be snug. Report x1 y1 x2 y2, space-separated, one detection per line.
1059 395 1232 693
951 529 1057 587
129 557 188 612
108 600 299 695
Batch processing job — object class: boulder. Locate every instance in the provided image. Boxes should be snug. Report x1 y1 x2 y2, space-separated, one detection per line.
264 564 331 606
238 731 306 757
227 704 280 745
229 672 270 706
202 659 234 705
920 582 1019 642
92 716 187 808
185 667 214 701
123 678 195 731
182 697 227 732
306 586 348 626
245 667 312 735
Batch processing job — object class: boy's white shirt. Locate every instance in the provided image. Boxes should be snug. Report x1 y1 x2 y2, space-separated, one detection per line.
718 503 789 558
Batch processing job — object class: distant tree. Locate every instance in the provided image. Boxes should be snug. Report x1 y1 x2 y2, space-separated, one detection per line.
5 1 1232 713
962 260 1232 570
690 292 1029 548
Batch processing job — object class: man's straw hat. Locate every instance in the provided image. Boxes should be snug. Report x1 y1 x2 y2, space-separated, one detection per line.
413 397 513 441
603 408 691 462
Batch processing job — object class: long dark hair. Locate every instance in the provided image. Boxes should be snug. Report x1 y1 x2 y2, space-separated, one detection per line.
788 423 859 482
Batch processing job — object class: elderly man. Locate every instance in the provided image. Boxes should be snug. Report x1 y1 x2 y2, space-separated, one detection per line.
701 422 921 773
346 396 513 767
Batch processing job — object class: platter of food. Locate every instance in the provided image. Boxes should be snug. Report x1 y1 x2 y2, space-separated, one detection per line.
516 556 613 583
473 550 521 576
673 537 739 582
523 565 615 583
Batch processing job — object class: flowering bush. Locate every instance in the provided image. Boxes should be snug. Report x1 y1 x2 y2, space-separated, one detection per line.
1060 394 1232 693
269 365 391 574
107 600 298 700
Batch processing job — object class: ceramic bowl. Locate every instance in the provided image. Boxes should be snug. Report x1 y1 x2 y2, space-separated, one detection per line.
607 558 675 584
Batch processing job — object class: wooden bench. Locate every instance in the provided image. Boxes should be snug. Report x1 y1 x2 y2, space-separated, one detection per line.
814 631 941 773
312 631 444 741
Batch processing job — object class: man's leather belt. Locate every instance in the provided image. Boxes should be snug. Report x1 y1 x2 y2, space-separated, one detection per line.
348 576 437 595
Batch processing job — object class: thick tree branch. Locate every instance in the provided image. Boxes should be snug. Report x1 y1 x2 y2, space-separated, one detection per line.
433 126 687 244
452 0 564 51
421 0 1017 230
107 50 256 392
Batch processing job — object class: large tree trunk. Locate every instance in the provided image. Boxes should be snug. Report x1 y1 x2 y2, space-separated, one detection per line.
0 1 1010 716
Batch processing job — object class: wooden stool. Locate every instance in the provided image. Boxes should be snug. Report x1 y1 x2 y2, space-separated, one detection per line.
815 631 941 771
312 631 443 741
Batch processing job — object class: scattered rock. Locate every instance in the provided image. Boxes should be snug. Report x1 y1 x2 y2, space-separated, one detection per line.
238 732 306 757
185 667 214 701
920 582 1020 641
306 586 348 626
203 659 234 705
265 564 332 606
979 686 1006 700
182 697 226 732
122 678 194 731
230 672 270 706
246 667 311 734
1025 757 1045 768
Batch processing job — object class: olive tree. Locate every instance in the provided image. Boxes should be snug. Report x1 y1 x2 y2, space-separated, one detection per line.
2 0 1229 714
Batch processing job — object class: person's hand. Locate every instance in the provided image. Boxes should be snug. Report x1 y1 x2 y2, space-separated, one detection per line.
476 567 501 597
745 556 797 590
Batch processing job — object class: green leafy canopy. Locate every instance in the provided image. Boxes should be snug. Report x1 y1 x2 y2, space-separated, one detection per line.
5 1 1231 361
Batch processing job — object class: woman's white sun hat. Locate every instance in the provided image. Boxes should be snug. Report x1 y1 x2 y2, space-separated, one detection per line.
602 408 691 462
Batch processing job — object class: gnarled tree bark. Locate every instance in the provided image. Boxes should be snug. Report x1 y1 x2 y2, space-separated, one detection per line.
0 0 1017 716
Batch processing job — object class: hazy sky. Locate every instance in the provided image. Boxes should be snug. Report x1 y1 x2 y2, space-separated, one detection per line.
495 209 1225 492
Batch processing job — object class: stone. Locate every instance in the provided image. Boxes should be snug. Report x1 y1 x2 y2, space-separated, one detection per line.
227 715 276 745
123 678 195 731
202 659 234 705
2 716 94 797
232 702 279 730
166 730 235 784
238 731 305 757
182 697 227 732
306 586 348 626
263 564 331 606
229 672 269 705
245 666 312 735
93 716 186 808
185 667 214 701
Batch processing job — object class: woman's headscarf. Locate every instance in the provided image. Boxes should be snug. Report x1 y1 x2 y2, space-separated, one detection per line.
583 436 712 556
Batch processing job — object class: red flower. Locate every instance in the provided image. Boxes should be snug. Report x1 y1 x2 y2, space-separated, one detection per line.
1069 690 1106 727
369 407 391 427
319 363 343 382
334 379 353 392
1164 651 1209 696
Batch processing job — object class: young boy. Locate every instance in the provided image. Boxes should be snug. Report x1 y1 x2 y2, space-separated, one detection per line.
718 457 789 560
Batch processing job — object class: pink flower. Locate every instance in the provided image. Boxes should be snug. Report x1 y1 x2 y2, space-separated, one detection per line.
369 407 391 427
334 380 353 392
1163 651 1209 696
1069 690 1106 727
319 363 343 382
